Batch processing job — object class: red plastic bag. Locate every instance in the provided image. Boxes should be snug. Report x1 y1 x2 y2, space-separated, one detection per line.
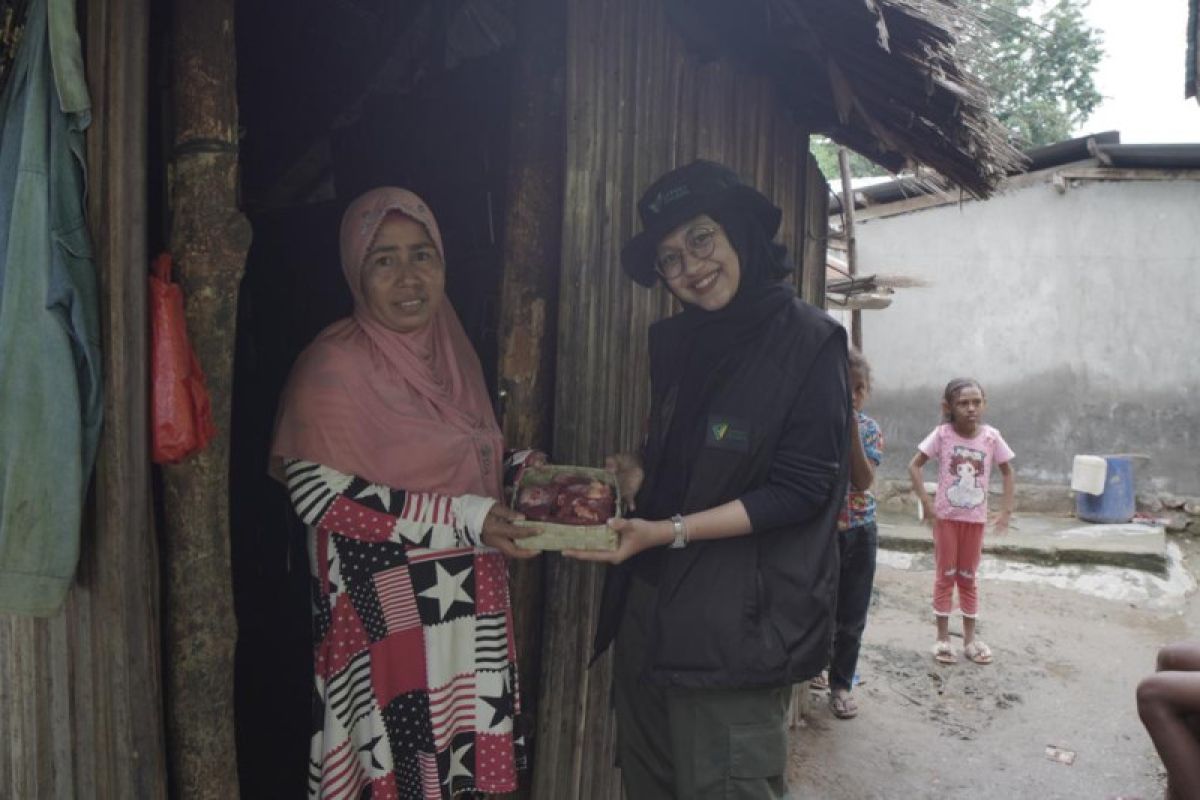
150 253 216 463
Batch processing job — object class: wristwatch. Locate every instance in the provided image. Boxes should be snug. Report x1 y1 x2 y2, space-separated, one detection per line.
668 513 688 549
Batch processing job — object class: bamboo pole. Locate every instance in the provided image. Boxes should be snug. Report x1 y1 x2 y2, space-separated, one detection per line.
837 147 862 349
163 0 251 796
496 0 566 790
82 0 170 793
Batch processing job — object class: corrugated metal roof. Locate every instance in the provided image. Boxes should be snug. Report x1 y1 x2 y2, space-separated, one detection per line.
830 133 1200 214
1091 143 1200 169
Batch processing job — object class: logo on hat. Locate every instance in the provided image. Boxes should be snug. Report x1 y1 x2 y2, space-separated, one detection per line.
647 185 691 216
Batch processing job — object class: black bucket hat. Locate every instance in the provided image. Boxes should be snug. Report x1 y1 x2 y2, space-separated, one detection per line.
620 160 783 287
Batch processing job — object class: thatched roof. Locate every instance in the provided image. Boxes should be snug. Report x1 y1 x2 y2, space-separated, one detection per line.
667 0 1026 196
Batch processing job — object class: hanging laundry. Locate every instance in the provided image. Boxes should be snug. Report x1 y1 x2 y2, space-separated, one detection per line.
0 0 101 615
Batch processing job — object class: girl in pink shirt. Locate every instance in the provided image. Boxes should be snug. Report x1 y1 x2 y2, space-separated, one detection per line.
908 378 1015 666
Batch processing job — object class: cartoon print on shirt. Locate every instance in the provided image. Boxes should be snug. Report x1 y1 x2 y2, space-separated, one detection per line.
945 445 986 509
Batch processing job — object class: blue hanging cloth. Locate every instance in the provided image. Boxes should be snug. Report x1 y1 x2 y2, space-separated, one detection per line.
0 0 102 615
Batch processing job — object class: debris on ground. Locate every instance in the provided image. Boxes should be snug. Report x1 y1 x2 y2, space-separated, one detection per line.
1045 745 1077 766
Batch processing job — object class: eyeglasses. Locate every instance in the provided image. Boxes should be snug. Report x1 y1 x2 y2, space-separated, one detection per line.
654 225 720 280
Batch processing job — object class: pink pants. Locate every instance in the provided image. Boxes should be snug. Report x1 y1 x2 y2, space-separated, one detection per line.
932 519 985 618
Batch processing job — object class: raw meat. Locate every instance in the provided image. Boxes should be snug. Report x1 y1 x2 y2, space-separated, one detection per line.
517 485 557 521
516 473 616 525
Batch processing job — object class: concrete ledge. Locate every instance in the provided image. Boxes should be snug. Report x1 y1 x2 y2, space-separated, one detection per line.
876 512 1168 575
876 477 1200 525
875 478 1077 515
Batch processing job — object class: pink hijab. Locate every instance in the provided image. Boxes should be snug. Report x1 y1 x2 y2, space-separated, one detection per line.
270 187 504 499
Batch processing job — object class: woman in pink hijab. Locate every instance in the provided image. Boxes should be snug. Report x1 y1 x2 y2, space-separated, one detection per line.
272 187 537 798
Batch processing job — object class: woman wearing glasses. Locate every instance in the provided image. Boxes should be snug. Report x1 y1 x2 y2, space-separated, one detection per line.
565 161 851 799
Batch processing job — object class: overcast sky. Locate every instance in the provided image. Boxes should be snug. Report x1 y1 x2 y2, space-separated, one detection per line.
1075 0 1200 143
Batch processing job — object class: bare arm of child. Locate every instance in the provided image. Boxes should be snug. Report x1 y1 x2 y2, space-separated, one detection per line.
908 452 934 528
1138 642 1200 798
993 461 1015 534
849 421 874 492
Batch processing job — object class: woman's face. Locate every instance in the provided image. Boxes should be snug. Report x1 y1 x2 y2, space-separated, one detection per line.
655 214 741 311
360 215 445 333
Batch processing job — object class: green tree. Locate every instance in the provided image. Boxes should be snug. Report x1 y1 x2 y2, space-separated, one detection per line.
815 0 1104 180
811 137 882 182
964 0 1104 147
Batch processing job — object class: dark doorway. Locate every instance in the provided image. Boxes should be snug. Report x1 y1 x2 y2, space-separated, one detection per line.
230 2 515 794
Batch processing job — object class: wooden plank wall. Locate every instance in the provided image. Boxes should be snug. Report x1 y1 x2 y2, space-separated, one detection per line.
0 0 168 797
532 1 825 796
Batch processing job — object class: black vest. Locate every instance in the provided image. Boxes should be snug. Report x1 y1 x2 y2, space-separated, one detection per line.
594 298 851 689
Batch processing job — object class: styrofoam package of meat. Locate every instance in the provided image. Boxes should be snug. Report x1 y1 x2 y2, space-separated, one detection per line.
511 465 620 551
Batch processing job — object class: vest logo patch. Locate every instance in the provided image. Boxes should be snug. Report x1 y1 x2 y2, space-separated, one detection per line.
706 415 750 452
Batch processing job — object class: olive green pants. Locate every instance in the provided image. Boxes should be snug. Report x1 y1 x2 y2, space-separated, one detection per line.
613 576 792 800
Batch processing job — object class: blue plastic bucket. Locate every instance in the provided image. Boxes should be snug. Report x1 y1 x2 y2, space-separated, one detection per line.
1075 456 1135 523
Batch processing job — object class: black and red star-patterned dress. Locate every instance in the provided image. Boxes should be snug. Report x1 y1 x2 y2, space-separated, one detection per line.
285 459 525 799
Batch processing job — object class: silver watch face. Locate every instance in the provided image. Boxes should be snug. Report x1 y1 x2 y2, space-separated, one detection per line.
670 519 686 548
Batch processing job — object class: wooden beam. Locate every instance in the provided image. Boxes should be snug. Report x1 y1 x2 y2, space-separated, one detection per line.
496 0 565 793
850 186 961 221
800 153 829 306
837 147 862 349
82 0 169 792
163 0 251 797
827 291 894 310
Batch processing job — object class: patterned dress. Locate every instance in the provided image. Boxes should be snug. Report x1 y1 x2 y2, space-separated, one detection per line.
837 411 883 531
285 459 524 799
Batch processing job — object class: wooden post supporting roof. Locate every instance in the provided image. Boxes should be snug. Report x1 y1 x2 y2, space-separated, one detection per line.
799 152 829 308
837 147 861 347
496 0 566 790
0 0 168 795
163 0 251 796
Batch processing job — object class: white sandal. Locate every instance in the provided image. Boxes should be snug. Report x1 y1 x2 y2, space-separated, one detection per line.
963 640 994 665
932 640 956 664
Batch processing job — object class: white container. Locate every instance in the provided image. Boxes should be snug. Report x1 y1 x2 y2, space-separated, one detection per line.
1071 455 1107 495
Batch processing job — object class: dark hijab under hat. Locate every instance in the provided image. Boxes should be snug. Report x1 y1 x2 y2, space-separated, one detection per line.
633 201 797 524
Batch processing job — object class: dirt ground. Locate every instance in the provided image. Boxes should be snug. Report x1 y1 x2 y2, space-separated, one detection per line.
787 533 1200 800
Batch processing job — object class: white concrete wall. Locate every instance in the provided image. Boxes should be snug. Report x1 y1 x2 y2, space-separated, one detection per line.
853 176 1200 494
